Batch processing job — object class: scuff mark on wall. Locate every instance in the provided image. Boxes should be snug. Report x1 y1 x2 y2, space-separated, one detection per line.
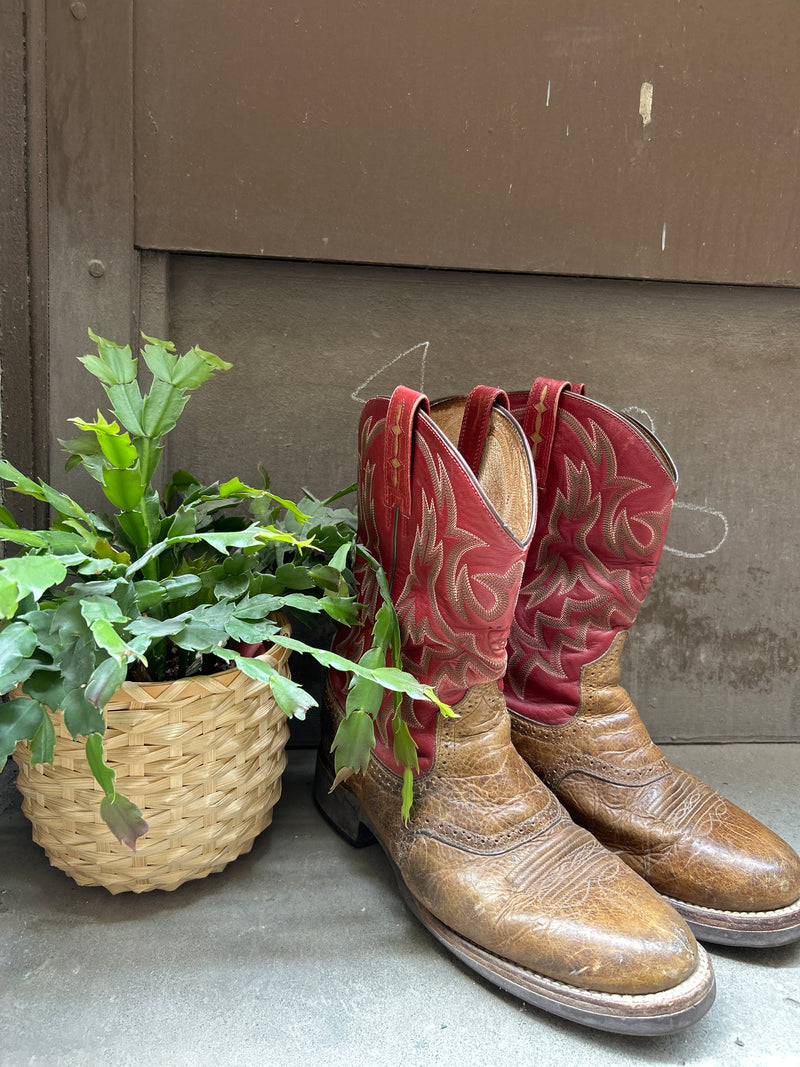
639 80 654 125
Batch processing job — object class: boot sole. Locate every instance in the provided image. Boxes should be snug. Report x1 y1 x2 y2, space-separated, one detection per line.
664 894 800 948
313 756 716 1035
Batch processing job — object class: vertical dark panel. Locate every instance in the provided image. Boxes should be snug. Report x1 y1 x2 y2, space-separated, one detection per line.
25 0 50 508
0 0 38 526
45 0 137 491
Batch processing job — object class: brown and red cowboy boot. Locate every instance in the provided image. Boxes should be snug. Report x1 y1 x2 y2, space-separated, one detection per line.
314 384 714 1033
506 378 800 947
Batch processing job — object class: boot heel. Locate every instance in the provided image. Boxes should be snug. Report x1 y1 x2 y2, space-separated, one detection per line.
313 754 377 848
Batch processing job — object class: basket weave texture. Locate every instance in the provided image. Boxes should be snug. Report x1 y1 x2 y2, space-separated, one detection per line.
13 632 292 894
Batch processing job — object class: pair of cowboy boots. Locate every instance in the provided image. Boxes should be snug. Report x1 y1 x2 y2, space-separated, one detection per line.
313 381 800 1034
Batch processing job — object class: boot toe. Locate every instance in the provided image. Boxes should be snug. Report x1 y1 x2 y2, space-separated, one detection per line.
536 892 699 995
406 820 700 996
654 818 800 947
645 795 800 915
693 828 800 913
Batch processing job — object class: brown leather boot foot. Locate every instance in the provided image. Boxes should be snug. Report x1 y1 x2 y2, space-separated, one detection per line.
316 681 715 1034
509 639 800 948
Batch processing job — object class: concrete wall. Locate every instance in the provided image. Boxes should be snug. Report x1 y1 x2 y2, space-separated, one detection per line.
143 255 800 745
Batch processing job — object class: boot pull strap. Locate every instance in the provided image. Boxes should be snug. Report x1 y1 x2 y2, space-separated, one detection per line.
523 377 585 489
384 385 431 515
457 385 510 477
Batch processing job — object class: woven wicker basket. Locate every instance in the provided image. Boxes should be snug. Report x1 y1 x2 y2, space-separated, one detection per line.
12 624 292 894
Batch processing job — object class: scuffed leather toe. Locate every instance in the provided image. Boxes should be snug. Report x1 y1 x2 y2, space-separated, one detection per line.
404 808 700 996
612 771 800 914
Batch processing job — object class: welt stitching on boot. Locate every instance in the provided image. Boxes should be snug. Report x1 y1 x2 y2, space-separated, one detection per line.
506 378 800 947
314 384 715 1034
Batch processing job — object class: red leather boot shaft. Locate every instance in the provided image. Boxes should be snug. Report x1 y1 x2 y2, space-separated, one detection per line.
331 386 535 773
506 379 678 724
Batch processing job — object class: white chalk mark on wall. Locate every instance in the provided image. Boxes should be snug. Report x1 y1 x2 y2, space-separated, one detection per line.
351 341 429 404
639 81 654 126
661 223 667 252
622 405 729 558
546 80 551 107
622 405 656 434
664 502 730 559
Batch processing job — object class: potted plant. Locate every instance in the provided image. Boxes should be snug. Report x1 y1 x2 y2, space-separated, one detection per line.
0 331 447 892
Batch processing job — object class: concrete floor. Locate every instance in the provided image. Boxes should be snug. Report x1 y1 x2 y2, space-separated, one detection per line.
1 743 799 1067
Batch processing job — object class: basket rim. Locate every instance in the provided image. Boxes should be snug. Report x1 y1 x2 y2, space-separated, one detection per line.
111 613 291 698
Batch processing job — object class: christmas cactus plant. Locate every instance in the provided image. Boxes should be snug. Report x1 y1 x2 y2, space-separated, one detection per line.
0 331 450 849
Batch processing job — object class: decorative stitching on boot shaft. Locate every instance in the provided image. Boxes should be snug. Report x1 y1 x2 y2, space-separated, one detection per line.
506 394 676 720
332 399 532 775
